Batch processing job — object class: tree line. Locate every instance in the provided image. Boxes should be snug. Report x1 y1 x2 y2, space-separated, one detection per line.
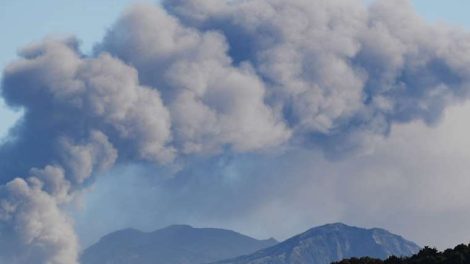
333 244 470 264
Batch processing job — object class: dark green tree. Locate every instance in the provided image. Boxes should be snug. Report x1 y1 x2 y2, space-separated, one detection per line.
333 243 470 264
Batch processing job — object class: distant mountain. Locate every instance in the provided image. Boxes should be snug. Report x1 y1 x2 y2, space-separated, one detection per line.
80 225 277 264
213 223 420 264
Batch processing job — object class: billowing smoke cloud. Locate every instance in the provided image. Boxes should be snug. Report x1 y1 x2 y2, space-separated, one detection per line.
160 0 470 155
99 3 291 154
2 0 470 263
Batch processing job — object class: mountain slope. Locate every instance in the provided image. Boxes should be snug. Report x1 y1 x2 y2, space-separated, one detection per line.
214 223 420 264
80 225 278 264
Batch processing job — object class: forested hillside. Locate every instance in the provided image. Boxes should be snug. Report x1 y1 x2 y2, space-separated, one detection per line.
333 244 470 264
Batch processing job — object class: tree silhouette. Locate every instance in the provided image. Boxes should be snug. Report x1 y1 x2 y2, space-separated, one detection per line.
332 244 470 264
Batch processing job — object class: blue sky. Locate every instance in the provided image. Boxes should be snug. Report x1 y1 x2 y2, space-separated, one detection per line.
411 0 470 29
0 0 470 138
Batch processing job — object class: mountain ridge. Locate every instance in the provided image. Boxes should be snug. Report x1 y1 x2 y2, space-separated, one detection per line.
81 223 420 264
212 223 420 264
80 224 278 264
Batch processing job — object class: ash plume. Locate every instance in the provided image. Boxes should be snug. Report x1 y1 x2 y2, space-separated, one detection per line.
2 0 470 263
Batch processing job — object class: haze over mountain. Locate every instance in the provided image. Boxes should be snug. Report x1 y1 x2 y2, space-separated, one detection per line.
80 225 277 264
81 223 419 264
214 223 420 264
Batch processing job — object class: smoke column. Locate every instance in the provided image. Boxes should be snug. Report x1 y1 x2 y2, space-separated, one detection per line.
2 0 470 262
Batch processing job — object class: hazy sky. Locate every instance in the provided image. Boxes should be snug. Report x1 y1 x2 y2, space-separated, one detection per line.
2 1 470 262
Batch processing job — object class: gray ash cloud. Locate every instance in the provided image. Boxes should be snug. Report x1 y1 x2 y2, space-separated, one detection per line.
2 0 470 263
